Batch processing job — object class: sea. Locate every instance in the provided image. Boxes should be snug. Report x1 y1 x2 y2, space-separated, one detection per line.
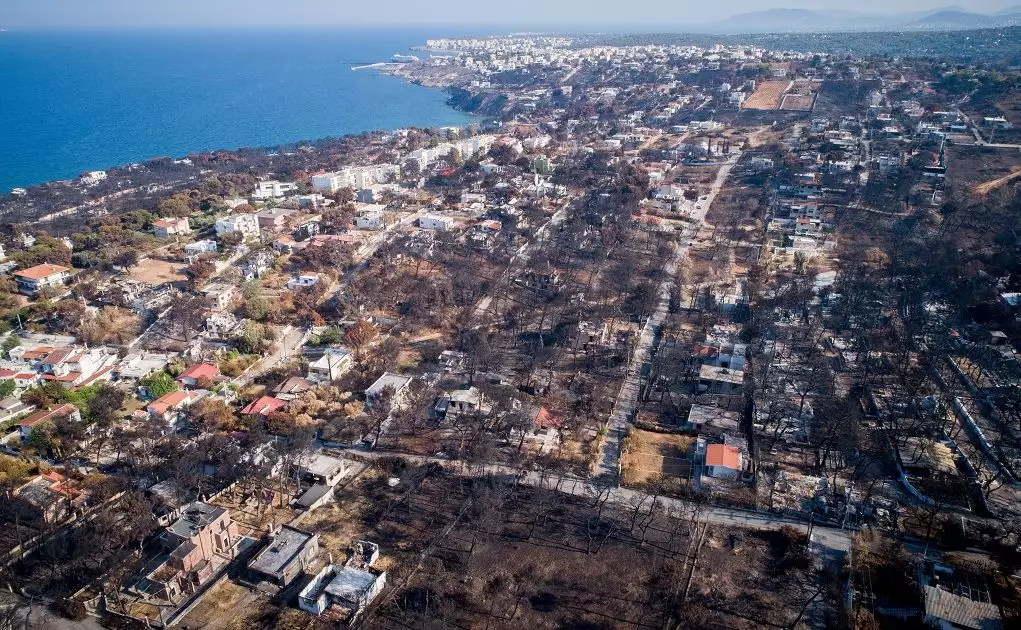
0 27 481 193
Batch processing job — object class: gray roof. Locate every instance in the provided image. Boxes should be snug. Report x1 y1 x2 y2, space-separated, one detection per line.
699 364 745 385
687 404 741 433
296 483 333 508
923 585 1002 630
325 567 377 605
366 372 412 398
249 526 315 577
302 453 347 480
166 502 226 538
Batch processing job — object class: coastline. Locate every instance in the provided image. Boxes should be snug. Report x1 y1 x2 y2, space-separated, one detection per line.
0 29 479 193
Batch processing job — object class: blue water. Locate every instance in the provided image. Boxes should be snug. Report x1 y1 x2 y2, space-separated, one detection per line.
0 28 476 192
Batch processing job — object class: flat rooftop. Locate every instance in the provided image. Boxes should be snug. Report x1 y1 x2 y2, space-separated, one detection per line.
687 404 741 432
699 364 745 385
166 502 225 538
303 453 347 479
366 372 412 397
249 526 315 577
325 566 377 605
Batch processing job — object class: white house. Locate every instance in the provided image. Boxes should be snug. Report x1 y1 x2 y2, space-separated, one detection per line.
152 217 191 238
704 443 743 480
419 214 454 231
215 213 260 239
286 274 322 290
185 239 218 256
251 180 298 200
14 264 71 296
308 348 353 382
366 372 412 408
80 171 107 186
354 206 386 230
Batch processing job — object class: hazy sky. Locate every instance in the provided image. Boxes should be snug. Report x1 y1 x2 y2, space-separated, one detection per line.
1 0 1015 28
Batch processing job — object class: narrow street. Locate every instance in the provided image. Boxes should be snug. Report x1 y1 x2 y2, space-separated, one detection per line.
597 150 743 480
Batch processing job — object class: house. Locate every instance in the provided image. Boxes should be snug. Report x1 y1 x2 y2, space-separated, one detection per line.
983 116 1012 130
921 562 1002 630
295 193 331 209
274 376 316 401
19 403 81 440
147 390 204 424
248 525 320 588
698 364 744 395
286 274 323 291
437 387 487 417
0 397 35 425
299 453 350 486
704 443 743 480
419 214 455 231
311 165 400 193
201 283 236 313
575 321 610 351
145 502 241 602
146 479 189 527
308 348 353 382
295 483 335 511
37 345 117 386
298 541 386 620
176 363 220 388
118 352 174 381
14 264 70 296
152 217 191 238
215 213 260 239
240 396 289 419
251 180 298 200
13 471 89 523
513 407 565 454
685 404 742 437
0 369 40 389
273 235 305 254
354 206 386 230
185 239 218 257
365 372 413 408
257 207 296 233
80 170 107 186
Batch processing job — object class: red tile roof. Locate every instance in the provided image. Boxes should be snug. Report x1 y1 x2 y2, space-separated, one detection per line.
19 403 78 427
22 346 54 360
14 263 69 280
705 444 741 470
148 390 193 415
177 363 219 382
240 396 288 417
534 407 565 429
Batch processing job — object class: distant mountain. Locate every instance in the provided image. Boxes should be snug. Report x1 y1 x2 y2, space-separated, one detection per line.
696 6 1021 33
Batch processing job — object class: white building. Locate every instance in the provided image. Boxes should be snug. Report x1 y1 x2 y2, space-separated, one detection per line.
311 164 400 193
354 206 386 230
251 180 298 200
80 171 107 186
286 274 322 290
419 214 454 231
405 135 495 170
185 239 218 256
308 348 353 382
215 213 260 239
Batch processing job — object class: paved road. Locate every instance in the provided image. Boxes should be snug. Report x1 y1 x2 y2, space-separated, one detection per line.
597 151 743 479
345 447 853 553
